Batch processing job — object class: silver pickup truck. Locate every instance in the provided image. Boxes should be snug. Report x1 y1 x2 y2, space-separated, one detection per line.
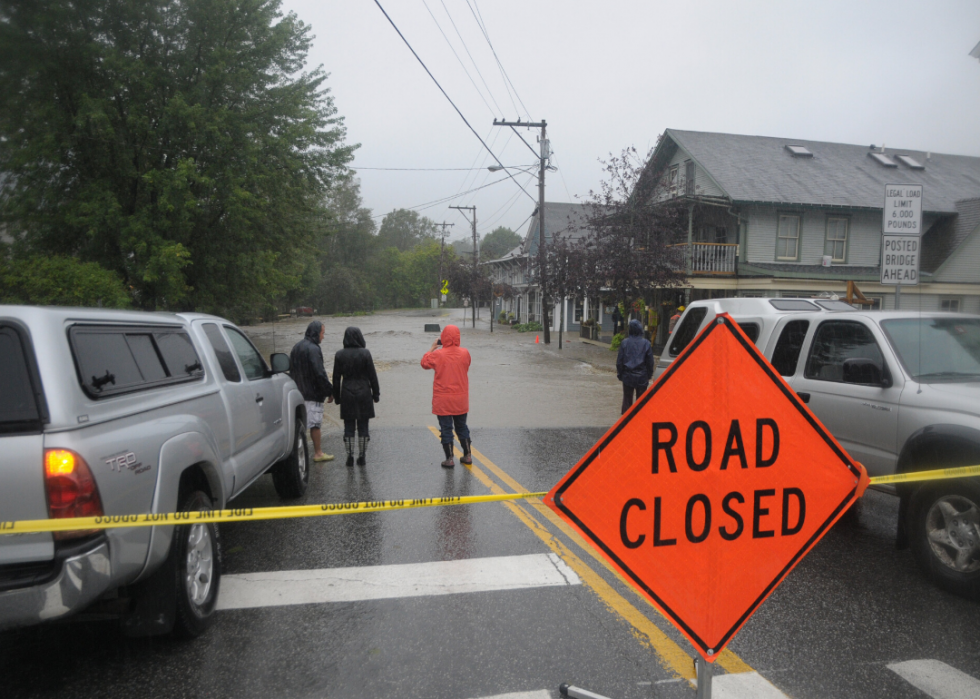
658 298 980 597
0 306 307 637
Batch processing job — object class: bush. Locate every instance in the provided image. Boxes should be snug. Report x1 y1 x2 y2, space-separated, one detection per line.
514 321 542 333
0 255 131 308
498 311 507 323
610 332 626 351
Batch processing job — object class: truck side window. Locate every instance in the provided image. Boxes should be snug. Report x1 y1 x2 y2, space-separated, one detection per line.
805 321 884 383
669 307 707 356
70 326 203 397
0 326 41 434
203 323 241 382
771 320 809 376
225 326 268 380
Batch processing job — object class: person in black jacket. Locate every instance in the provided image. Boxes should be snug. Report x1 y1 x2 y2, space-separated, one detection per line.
290 321 334 462
617 319 654 414
332 327 380 466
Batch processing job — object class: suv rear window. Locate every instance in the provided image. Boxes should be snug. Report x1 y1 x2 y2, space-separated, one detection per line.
669 307 708 356
771 320 810 376
737 322 760 344
70 326 204 398
0 326 42 434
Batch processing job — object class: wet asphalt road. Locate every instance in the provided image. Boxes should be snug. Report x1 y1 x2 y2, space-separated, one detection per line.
2 309 980 698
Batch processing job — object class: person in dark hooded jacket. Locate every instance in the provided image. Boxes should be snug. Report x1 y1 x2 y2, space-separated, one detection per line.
616 319 654 414
332 327 380 466
290 321 334 461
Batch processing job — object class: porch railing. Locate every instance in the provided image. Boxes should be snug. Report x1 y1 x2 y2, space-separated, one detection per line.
668 242 737 275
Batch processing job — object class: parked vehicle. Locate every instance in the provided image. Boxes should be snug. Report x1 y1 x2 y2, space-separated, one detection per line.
659 298 980 596
0 306 308 637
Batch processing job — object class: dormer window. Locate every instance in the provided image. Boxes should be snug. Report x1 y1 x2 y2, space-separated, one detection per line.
869 152 898 167
785 145 813 158
896 154 925 169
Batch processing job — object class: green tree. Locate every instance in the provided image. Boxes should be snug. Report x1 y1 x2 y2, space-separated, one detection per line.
0 254 131 308
480 226 522 260
0 0 355 319
377 209 437 252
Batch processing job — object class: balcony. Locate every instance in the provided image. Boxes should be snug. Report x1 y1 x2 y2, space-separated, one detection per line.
668 242 737 275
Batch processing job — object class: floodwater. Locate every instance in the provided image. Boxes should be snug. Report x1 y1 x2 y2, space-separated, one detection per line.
244 307 624 429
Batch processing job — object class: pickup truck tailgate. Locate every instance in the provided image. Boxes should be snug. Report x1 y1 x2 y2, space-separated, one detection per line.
0 324 52 565
0 435 52 564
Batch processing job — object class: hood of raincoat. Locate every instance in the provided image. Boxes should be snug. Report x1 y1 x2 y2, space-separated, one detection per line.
440 324 461 348
628 319 643 337
343 326 366 349
304 321 323 344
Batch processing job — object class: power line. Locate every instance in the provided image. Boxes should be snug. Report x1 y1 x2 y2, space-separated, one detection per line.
437 0 504 116
421 0 499 117
372 0 534 203
370 174 515 219
353 166 504 171
467 0 532 120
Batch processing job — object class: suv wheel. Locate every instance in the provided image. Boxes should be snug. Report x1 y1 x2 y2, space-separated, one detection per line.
173 490 222 638
910 482 980 598
272 419 309 499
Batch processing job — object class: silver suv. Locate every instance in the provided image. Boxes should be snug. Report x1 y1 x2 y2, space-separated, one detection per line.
0 306 307 636
662 299 980 597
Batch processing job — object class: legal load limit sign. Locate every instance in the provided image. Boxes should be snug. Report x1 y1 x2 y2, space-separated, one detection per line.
545 314 868 663
883 184 922 234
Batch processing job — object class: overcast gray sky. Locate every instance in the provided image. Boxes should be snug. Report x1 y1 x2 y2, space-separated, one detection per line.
283 0 980 241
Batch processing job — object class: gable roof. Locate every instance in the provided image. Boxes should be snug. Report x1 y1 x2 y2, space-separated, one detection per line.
923 197 980 274
522 202 596 256
656 129 980 214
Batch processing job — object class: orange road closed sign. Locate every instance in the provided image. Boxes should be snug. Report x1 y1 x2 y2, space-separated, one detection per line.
545 313 869 662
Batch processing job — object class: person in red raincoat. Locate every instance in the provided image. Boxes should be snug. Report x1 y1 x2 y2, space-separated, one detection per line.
421 324 472 468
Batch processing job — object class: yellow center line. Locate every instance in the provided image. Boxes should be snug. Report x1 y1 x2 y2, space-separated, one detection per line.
461 439 753 676
426 425 700 680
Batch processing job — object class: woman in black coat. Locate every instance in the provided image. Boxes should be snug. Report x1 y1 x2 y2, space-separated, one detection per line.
332 327 380 466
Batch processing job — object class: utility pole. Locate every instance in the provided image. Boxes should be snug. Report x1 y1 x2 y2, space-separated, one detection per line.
493 118 550 343
435 221 454 300
450 205 478 328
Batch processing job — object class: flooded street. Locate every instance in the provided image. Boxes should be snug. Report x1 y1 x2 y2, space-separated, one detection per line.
244 307 623 430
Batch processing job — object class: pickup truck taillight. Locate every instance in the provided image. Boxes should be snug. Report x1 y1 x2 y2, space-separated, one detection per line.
44 449 104 540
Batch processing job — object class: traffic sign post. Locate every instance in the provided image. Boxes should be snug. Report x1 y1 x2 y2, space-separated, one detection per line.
546 314 869 671
881 184 923 309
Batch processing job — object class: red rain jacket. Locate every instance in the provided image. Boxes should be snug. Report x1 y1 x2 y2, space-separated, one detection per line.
421 325 471 416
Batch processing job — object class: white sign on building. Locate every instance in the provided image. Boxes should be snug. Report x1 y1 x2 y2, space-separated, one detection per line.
880 235 920 286
883 184 923 235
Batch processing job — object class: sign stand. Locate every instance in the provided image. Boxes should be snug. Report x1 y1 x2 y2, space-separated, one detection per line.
696 657 713 698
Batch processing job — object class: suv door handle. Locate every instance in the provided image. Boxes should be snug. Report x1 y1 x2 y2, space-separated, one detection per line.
796 392 810 403
255 394 264 403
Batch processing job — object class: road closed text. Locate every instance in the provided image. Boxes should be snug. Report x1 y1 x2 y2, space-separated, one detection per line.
618 418 806 547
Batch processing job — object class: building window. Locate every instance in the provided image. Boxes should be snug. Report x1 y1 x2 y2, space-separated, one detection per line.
777 214 801 260
684 160 695 195
825 217 848 262
940 298 961 312
668 165 678 195
574 298 584 323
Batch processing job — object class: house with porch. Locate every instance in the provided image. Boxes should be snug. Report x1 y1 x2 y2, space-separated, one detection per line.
485 202 607 334
641 129 980 349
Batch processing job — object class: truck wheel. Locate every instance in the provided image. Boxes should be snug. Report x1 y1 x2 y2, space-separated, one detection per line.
173 490 222 638
273 419 309 499
909 482 980 598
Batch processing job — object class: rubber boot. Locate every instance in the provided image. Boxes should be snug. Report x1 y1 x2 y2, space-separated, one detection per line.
344 437 354 467
357 437 368 466
460 438 473 465
441 442 455 468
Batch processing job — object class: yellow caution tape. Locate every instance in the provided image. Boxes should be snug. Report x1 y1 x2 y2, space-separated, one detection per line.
4 464 980 536
868 464 980 486
0 491 547 536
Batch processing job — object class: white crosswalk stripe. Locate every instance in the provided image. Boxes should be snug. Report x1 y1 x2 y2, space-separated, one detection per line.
888 659 980 699
712 671 788 698
470 692 552 699
217 553 580 610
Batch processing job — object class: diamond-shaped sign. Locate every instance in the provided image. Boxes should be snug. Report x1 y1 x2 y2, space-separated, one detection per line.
545 314 868 662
